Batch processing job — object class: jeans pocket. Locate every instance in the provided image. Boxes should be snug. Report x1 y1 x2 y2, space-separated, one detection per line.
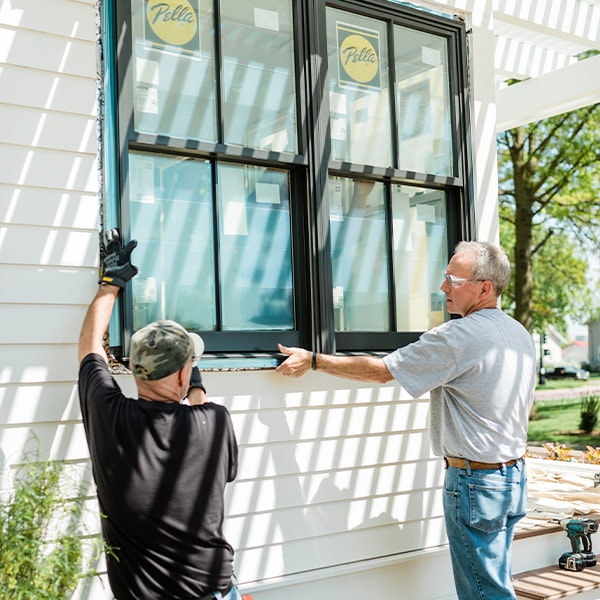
467 481 512 533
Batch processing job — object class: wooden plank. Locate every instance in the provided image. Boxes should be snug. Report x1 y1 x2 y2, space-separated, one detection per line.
513 562 600 600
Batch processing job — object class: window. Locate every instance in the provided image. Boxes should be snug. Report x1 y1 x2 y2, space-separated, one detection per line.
326 11 392 167
220 0 298 152
130 0 218 142
394 25 454 175
105 0 472 360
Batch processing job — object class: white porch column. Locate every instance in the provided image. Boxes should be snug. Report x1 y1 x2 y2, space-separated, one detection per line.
466 3 500 245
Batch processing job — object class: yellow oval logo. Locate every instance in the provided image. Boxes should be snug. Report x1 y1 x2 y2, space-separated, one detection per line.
339 34 379 84
146 0 198 47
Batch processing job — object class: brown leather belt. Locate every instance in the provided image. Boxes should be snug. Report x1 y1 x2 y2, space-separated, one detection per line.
444 456 523 470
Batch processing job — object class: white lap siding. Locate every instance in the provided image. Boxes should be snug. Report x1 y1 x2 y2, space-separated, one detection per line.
0 1 457 599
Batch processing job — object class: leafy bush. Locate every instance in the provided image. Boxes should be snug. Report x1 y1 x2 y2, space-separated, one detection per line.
540 442 574 461
579 394 600 434
581 446 600 464
0 458 103 598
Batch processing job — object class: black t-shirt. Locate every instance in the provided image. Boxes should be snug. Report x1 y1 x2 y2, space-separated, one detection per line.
78 354 238 600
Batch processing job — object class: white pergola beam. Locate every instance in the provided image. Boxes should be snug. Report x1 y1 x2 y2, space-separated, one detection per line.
495 32 577 80
496 53 600 130
493 0 600 49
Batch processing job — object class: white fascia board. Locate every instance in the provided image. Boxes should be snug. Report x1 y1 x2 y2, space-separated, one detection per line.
496 53 600 131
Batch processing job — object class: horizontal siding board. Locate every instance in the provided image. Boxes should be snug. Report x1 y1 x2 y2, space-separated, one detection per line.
0 225 98 266
0 65 97 115
230 402 429 443
206 371 419 411
0 184 99 229
233 516 447 583
225 489 444 548
0 26 95 77
0 421 89 463
0 344 80 383
2 104 97 153
0 266 98 303
0 0 97 41
226 460 444 515
0 145 98 191
0 382 81 424
235 431 433 480
0 304 87 344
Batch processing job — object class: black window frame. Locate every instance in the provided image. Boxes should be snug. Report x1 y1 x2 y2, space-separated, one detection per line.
103 0 474 362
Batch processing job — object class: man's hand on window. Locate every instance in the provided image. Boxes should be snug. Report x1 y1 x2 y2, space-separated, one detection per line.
99 228 139 288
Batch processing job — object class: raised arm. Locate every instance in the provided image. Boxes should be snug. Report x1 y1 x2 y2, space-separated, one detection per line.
78 229 138 364
78 285 120 364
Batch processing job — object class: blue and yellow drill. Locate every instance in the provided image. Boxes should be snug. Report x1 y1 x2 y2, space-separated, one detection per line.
558 518 598 571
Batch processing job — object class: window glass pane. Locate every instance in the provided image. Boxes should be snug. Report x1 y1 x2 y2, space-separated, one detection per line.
329 177 389 331
392 185 447 331
129 152 216 331
326 9 392 168
217 164 294 330
394 26 453 176
220 0 297 152
130 0 217 141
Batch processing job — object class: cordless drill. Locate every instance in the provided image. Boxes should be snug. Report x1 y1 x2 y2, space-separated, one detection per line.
558 518 598 571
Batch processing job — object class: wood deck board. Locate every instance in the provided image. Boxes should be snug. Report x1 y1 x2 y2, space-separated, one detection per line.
513 562 600 599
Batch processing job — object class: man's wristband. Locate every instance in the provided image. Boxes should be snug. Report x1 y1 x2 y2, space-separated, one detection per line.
312 351 317 371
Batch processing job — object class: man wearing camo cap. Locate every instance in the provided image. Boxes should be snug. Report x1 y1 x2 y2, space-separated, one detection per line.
78 230 241 600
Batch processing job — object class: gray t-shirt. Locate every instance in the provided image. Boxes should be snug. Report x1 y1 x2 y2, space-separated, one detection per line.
383 308 536 463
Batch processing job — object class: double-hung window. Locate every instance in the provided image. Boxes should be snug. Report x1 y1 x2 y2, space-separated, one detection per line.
103 0 472 362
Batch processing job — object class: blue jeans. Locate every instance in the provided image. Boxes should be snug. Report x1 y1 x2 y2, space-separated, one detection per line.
443 459 527 600
222 584 243 600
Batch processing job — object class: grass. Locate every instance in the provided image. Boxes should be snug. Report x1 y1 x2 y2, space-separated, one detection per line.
535 372 600 391
528 396 600 451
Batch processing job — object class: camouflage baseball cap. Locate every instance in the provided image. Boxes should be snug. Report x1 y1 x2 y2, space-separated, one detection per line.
130 320 197 381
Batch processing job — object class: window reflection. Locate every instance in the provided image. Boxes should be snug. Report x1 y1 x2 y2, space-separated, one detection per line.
220 0 297 152
329 178 389 331
326 9 392 168
129 153 217 330
130 0 218 142
392 185 447 330
394 26 453 176
217 164 294 330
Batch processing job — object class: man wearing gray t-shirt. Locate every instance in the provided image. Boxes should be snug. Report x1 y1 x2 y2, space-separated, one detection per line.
276 241 536 600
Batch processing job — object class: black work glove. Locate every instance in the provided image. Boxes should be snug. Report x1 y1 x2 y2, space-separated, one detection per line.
189 366 207 394
99 228 139 288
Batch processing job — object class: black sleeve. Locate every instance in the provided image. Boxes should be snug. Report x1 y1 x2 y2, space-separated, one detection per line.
225 407 238 482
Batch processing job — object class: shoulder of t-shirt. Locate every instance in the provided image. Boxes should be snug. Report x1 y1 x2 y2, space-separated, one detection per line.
79 352 109 370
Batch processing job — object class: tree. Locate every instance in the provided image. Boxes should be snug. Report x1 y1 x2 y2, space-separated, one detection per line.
497 101 600 333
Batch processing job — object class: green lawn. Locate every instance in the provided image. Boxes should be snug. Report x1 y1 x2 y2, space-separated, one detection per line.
528 396 600 450
536 373 600 391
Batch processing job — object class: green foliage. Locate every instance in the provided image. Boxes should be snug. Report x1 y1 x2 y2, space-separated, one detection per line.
579 394 600 434
528 397 600 450
500 217 590 333
497 99 600 332
0 458 103 598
